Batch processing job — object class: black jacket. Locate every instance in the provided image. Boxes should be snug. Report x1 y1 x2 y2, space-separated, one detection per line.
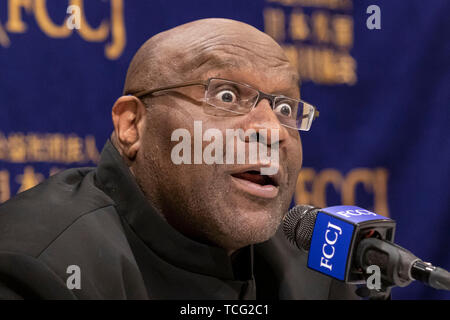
0 140 359 299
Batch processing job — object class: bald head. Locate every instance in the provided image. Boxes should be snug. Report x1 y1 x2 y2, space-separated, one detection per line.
123 18 299 95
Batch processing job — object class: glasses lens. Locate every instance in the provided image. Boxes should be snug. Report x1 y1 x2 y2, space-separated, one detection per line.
297 102 315 131
273 97 316 131
206 79 258 114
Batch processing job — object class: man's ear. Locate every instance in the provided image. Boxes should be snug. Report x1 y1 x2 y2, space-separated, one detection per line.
111 95 146 161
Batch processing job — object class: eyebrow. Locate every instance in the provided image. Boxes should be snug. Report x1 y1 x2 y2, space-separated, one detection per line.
263 79 299 98
274 87 300 99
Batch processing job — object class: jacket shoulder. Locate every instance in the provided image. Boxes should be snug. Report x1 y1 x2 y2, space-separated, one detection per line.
0 167 115 257
0 252 77 299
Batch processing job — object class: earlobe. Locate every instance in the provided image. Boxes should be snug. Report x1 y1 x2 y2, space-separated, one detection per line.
111 95 145 161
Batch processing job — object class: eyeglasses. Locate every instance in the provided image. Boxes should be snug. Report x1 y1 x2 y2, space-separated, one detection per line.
132 78 319 131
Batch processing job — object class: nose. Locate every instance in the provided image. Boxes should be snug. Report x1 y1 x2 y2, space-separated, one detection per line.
240 98 288 146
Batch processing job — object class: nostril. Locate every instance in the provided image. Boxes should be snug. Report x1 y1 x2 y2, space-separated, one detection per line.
242 131 270 145
254 132 260 143
250 131 260 142
241 131 260 143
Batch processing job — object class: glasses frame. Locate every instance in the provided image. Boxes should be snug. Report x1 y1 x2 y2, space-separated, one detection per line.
132 77 319 131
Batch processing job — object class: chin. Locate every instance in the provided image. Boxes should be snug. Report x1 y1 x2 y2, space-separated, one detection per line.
212 206 284 250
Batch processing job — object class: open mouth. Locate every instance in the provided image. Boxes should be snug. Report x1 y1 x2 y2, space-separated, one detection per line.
231 170 278 187
230 169 280 199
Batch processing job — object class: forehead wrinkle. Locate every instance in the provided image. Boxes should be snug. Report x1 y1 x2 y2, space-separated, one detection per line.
180 50 242 76
199 52 299 89
170 29 291 71
189 33 290 65
205 43 290 68
177 46 296 82
174 26 285 54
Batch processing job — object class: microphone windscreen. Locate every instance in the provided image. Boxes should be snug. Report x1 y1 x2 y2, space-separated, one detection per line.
283 205 318 251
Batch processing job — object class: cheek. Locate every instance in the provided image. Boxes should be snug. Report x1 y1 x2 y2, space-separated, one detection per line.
286 134 303 184
139 108 187 179
143 103 225 176
145 103 197 158
295 134 303 167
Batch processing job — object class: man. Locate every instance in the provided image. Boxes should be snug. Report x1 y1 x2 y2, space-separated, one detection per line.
0 18 358 299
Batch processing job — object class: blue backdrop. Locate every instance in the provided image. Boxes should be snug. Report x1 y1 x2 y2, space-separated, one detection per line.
0 0 449 299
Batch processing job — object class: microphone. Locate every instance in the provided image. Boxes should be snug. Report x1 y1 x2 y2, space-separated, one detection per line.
283 205 450 292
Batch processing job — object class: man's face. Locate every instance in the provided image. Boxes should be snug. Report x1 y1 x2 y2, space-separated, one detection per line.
135 62 303 252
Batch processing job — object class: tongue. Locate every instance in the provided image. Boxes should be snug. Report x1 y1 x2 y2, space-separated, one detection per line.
233 172 267 185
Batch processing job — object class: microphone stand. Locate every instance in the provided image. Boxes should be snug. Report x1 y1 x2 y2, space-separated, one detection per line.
355 238 450 299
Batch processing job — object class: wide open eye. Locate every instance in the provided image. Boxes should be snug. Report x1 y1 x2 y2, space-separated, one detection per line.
274 102 292 117
215 90 237 103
